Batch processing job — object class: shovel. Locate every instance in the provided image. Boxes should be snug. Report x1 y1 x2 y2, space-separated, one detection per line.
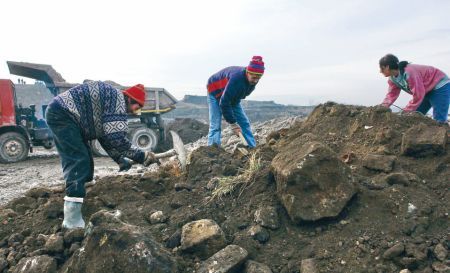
119 130 187 171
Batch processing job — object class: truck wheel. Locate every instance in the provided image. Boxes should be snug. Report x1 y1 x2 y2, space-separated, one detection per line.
0 132 29 163
43 140 55 150
90 140 108 157
130 128 158 151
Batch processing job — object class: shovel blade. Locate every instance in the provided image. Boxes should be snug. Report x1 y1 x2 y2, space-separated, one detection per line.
169 130 187 171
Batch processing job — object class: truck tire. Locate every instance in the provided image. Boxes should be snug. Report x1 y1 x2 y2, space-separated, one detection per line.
130 128 158 151
90 140 108 157
0 132 29 163
43 140 55 150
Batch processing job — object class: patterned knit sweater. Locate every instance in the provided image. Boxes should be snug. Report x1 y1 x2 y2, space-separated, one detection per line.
51 81 145 164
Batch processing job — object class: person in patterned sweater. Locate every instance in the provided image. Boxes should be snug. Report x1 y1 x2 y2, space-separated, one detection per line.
46 80 156 229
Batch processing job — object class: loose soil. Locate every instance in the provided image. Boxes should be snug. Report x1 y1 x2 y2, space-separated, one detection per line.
0 103 448 273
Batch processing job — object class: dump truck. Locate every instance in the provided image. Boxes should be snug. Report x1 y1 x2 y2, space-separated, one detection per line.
0 79 54 163
5 61 178 158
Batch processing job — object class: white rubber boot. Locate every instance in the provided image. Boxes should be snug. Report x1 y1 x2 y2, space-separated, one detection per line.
62 196 85 229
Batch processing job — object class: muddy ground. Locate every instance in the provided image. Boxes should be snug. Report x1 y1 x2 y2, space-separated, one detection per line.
0 104 448 273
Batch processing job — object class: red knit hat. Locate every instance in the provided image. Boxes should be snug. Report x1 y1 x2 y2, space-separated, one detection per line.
246 56 265 75
122 84 146 107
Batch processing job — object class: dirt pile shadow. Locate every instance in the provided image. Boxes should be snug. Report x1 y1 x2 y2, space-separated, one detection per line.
0 103 448 273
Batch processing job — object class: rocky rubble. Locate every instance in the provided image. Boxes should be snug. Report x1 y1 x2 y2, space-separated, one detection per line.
0 102 449 273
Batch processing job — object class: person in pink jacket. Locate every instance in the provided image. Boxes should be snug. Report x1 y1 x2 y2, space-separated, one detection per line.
379 54 450 123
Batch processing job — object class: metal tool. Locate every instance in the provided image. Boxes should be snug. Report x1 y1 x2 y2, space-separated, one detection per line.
119 130 187 171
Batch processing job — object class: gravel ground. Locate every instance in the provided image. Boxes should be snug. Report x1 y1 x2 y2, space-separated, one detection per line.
0 148 155 205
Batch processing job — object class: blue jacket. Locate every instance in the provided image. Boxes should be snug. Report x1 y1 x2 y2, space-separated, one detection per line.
207 66 256 124
49 81 144 164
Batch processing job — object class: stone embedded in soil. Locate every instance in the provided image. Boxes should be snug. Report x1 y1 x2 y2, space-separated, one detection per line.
405 243 427 262
25 187 51 199
68 242 81 255
8 197 38 215
44 234 64 253
254 206 280 230
62 210 177 273
42 200 63 219
174 183 193 191
245 260 273 273
383 172 419 187
382 242 405 260
63 228 84 244
401 123 447 157
247 225 270 244
10 255 57 273
362 154 396 172
165 229 182 249
180 219 226 259
432 261 450 272
197 244 248 273
271 140 356 222
433 243 448 262
300 258 318 273
399 269 411 273
0 258 7 271
148 211 168 224
8 233 24 246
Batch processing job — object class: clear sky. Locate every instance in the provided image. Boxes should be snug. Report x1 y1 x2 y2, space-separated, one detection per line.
1 0 449 107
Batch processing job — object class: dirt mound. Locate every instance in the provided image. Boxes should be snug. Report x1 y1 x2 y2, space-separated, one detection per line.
0 103 448 273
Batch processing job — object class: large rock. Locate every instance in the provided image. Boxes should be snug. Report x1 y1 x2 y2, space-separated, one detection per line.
62 210 178 273
180 219 226 259
10 255 57 273
44 234 64 253
401 123 447 157
197 245 248 273
271 140 356 222
362 154 396 172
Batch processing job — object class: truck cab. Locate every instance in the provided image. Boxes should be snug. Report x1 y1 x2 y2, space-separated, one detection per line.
0 79 54 163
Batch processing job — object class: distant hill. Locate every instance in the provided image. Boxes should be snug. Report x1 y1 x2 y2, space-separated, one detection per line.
164 95 315 123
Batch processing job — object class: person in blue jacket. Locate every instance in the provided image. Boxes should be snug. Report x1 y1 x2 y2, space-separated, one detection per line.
206 56 265 148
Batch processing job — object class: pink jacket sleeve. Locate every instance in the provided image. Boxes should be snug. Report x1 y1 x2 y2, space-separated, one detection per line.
381 80 401 107
404 73 426 112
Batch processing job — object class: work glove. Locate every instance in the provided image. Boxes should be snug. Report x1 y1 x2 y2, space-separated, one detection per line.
118 157 133 172
143 151 157 166
229 123 242 136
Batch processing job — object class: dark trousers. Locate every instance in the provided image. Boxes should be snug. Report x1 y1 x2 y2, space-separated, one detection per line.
46 105 94 198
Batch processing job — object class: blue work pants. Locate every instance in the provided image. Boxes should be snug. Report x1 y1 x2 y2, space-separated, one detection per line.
416 83 450 123
207 94 256 147
46 105 94 198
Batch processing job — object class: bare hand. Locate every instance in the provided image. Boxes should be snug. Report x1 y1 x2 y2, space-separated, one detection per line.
143 151 157 166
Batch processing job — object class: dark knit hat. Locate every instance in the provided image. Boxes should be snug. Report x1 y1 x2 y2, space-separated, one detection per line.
122 84 146 107
246 56 265 75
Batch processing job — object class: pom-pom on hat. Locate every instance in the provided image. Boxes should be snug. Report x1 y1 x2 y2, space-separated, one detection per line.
246 56 265 75
122 84 146 107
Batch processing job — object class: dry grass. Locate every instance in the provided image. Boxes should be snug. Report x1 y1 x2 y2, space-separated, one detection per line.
209 152 262 202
